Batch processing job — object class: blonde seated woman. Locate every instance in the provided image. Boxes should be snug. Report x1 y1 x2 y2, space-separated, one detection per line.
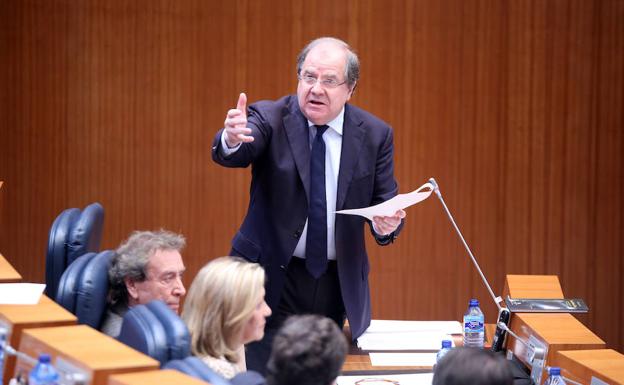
182 256 272 379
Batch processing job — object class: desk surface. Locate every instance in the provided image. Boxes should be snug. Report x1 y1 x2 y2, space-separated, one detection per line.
556 349 624 384
0 253 22 282
108 369 210 385
18 325 159 385
0 295 77 385
342 324 495 374
0 294 76 325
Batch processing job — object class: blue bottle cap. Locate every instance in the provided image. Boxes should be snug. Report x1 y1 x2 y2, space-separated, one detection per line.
549 367 561 375
38 353 51 363
469 299 479 306
441 340 452 348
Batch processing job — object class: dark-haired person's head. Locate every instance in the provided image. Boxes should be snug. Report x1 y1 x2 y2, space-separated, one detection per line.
266 314 348 385
433 347 513 385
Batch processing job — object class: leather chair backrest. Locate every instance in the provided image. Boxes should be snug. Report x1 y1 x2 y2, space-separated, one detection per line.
145 300 191 360
163 356 231 385
45 202 105 297
118 300 191 366
55 250 114 329
45 208 81 297
66 202 104 265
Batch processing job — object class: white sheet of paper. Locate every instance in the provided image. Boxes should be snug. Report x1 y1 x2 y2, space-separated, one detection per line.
364 320 462 334
357 320 460 351
335 181 434 220
0 283 45 305
369 352 437 367
357 332 455 351
337 372 434 385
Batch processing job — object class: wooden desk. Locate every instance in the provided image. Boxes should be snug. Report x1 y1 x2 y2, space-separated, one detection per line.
16 325 159 385
0 253 21 282
504 275 565 299
108 369 210 385
507 312 605 372
554 349 624 385
341 324 496 374
0 294 77 384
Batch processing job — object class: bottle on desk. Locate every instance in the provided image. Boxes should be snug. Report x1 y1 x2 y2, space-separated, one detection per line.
463 298 484 348
544 367 566 385
28 354 59 385
436 339 453 364
0 327 7 381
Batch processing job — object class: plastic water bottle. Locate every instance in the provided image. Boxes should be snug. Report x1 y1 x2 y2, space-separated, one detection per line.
544 367 566 385
0 327 7 381
463 298 484 348
436 340 453 363
28 354 59 385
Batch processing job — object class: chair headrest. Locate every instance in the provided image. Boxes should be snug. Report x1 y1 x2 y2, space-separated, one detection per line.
67 202 104 265
75 250 114 328
163 356 231 385
145 300 191 360
118 302 170 365
118 300 191 366
45 208 81 297
55 250 113 329
55 252 97 313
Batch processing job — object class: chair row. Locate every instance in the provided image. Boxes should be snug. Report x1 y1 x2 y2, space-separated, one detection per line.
44 203 263 385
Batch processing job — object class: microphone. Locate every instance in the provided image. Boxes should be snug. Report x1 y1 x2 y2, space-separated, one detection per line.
429 177 511 352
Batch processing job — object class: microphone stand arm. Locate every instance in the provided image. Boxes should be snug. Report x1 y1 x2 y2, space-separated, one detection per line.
428 178 503 311
428 178 511 353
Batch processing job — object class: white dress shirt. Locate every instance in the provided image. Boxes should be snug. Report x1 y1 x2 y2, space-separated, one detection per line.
292 109 344 261
220 108 345 261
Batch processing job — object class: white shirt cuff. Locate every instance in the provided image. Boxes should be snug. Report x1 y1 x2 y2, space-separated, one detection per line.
220 131 241 156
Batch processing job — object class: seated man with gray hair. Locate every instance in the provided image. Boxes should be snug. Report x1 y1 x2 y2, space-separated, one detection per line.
266 314 347 385
101 229 187 338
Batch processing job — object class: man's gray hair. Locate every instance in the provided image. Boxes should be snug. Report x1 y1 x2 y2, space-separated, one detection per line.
296 37 360 89
108 229 185 307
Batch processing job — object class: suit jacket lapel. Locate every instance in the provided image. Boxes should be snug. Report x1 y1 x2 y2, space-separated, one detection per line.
283 99 311 199
337 105 366 210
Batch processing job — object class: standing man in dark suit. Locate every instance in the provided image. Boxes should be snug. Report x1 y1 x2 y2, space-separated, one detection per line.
212 37 405 373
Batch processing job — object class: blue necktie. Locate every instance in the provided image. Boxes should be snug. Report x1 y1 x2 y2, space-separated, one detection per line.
306 125 329 278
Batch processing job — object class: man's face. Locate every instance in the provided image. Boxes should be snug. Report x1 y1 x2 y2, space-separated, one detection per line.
125 249 186 313
297 42 354 125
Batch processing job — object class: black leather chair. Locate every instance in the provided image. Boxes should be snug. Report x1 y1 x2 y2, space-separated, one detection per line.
45 202 105 298
55 250 114 329
117 300 192 366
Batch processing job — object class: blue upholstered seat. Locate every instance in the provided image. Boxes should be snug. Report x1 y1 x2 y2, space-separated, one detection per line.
55 250 114 329
45 202 104 298
117 300 191 366
119 300 264 385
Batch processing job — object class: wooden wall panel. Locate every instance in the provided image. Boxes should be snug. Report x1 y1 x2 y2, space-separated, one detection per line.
1 0 622 352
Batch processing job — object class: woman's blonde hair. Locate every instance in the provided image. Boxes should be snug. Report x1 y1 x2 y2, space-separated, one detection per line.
182 256 266 362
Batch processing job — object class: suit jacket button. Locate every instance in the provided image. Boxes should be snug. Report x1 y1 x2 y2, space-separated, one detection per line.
294 230 302 238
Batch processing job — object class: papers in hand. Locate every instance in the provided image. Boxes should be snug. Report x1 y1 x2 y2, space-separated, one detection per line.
335 181 434 220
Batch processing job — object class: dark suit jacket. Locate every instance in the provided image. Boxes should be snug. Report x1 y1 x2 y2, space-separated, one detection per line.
211 95 402 339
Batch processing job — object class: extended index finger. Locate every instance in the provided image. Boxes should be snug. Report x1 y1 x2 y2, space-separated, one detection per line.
236 92 247 118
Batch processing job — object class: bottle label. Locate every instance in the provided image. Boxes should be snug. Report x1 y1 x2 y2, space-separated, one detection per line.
463 316 484 332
